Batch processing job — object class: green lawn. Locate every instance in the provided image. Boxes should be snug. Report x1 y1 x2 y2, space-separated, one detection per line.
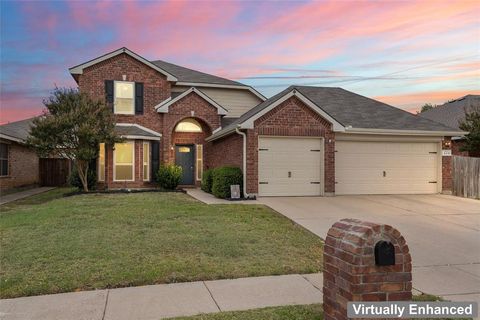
0 189 322 298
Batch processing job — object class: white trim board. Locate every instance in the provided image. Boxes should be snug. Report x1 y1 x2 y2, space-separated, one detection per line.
69 47 178 81
0 133 24 143
116 123 162 137
155 87 228 115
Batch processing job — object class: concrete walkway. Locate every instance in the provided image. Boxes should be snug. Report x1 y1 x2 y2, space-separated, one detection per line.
0 187 55 205
0 273 323 320
185 188 259 205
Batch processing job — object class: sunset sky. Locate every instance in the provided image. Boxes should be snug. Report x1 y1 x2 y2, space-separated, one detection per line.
1 0 479 124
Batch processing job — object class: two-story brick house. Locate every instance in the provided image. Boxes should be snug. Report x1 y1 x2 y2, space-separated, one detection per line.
70 47 462 196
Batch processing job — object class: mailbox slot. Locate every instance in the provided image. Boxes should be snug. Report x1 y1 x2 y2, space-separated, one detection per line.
374 240 395 266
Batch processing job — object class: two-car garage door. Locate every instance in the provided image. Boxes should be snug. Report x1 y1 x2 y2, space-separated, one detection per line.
335 140 440 195
257 136 440 196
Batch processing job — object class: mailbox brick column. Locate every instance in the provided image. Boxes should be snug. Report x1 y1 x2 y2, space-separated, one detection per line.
323 219 412 320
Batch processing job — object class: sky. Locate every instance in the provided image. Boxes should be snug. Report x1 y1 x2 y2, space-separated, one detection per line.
0 0 479 124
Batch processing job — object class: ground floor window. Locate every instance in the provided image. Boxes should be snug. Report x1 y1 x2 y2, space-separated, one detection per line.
196 144 203 181
114 141 134 181
0 143 8 176
143 142 150 181
98 143 105 181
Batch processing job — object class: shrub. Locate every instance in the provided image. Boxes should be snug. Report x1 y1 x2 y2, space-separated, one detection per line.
157 164 182 190
201 169 214 193
211 166 243 199
69 165 97 191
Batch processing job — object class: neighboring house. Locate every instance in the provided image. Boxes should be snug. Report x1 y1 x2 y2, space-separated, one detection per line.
419 95 480 157
0 118 39 192
70 47 462 196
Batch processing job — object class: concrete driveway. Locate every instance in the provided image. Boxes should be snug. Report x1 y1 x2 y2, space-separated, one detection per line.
259 194 480 303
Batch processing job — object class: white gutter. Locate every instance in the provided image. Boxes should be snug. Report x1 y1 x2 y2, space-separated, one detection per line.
235 126 250 199
0 133 24 143
344 127 466 136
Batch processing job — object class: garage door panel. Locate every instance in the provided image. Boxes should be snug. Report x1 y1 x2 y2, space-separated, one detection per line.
258 137 323 196
335 141 439 195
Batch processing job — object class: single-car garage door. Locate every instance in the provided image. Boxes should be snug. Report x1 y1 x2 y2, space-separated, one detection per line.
335 140 440 195
258 137 323 196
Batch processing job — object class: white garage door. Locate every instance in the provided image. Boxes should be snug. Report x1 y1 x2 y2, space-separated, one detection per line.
258 137 323 196
335 141 439 195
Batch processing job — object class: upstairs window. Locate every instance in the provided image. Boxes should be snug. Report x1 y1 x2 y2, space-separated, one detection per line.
174 118 202 132
114 81 134 115
0 143 8 176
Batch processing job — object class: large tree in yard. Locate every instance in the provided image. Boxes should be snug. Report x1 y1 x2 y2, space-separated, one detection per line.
27 88 121 191
459 105 480 155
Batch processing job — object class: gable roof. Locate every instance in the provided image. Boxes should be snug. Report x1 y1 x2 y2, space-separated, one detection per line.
155 87 228 115
115 123 161 140
151 59 243 87
0 117 36 143
69 47 178 81
419 95 480 130
207 86 463 141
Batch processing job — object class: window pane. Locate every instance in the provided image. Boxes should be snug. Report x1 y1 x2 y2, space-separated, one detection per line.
1 159 8 176
116 165 133 180
115 143 133 163
0 143 8 159
175 118 202 132
115 98 134 113
196 144 203 181
115 82 134 98
143 142 149 181
98 143 105 181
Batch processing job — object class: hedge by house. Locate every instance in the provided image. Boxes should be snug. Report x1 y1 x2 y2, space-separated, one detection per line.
201 168 214 193
157 164 182 190
211 166 243 199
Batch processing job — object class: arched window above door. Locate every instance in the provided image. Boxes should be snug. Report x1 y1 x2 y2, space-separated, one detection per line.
174 118 203 133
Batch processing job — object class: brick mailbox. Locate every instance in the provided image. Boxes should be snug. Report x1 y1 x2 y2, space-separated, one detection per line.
323 219 412 320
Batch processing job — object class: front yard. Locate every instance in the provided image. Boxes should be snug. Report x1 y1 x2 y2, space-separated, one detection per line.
0 190 322 298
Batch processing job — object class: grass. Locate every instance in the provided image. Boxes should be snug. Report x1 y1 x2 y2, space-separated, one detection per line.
167 296 472 320
0 190 322 298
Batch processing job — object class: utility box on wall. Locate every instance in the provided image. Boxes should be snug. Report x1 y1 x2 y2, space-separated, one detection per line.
323 219 412 320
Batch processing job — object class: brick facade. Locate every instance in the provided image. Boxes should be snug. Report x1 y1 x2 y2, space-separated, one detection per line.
323 219 412 320
0 141 39 192
442 137 453 192
206 133 243 170
78 54 222 188
248 96 335 194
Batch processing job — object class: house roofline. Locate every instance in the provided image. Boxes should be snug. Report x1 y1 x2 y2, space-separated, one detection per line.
0 133 24 143
155 87 228 115
69 47 178 81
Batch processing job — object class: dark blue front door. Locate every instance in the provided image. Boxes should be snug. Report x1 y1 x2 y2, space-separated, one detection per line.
175 145 195 185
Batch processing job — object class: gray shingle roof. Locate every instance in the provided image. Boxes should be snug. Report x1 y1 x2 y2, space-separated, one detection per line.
151 60 245 87
115 124 160 138
419 95 480 130
0 117 36 142
209 86 461 140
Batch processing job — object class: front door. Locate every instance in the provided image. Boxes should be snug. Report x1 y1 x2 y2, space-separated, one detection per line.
175 145 195 185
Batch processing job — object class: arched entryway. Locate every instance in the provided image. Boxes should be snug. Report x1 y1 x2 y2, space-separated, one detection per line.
171 117 212 185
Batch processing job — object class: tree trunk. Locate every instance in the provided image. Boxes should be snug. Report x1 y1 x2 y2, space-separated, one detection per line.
75 160 89 192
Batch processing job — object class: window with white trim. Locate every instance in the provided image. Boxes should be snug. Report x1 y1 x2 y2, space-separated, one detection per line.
98 143 105 181
114 81 134 114
175 118 202 132
196 144 203 181
114 141 135 181
143 142 150 181
0 143 8 176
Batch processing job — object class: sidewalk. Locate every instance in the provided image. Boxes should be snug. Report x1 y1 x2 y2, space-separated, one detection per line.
0 187 55 205
0 273 323 320
185 188 259 205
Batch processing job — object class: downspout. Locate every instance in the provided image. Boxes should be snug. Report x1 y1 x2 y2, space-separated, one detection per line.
235 126 251 199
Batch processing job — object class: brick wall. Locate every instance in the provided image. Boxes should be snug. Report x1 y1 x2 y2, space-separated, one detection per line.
442 137 453 192
246 96 335 194
323 219 412 320
206 133 243 170
0 141 39 191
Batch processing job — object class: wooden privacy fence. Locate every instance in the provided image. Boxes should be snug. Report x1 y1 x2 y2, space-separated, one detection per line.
452 156 480 199
39 158 71 187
